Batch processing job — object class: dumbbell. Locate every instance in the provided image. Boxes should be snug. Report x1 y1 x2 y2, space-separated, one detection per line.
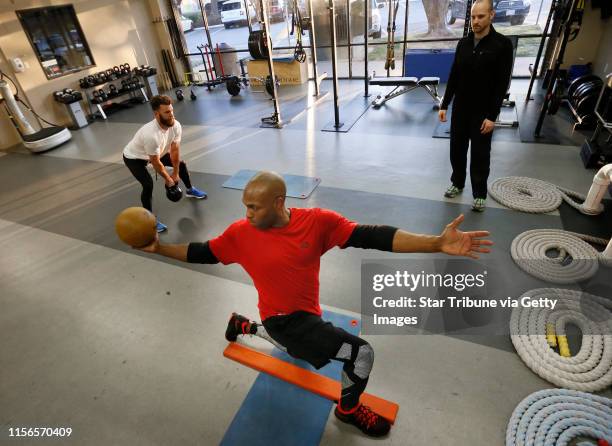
94 89 108 102
109 84 118 96
97 73 109 85
226 76 242 96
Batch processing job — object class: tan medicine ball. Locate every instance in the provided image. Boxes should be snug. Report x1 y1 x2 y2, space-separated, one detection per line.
115 207 156 248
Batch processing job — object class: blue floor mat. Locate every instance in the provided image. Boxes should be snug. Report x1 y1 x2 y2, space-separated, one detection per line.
220 311 360 446
222 169 321 199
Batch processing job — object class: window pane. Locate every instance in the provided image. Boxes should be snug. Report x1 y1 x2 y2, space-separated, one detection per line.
17 5 94 79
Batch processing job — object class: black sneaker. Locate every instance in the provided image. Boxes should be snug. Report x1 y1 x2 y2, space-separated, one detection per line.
225 313 254 342
334 404 391 437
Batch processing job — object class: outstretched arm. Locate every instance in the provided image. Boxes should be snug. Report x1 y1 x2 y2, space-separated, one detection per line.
139 235 219 264
344 215 492 259
393 214 492 259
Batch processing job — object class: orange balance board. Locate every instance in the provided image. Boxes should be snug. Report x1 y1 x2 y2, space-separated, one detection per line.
223 342 399 423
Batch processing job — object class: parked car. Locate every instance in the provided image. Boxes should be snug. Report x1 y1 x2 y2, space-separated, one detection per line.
447 0 531 26
181 16 193 32
268 0 285 22
221 0 256 28
349 0 382 39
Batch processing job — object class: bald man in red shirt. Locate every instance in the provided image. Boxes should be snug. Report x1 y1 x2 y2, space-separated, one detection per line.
141 171 492 437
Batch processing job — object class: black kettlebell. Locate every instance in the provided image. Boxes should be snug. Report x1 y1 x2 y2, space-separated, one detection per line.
190 90 197 100
165 183 183 202
176 89 184 101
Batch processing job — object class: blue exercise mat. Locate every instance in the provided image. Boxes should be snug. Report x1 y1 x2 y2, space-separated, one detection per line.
220 311 360 446
222 170 321 199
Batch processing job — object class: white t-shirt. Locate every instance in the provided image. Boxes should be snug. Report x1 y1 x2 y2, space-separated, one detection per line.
123 119 182 160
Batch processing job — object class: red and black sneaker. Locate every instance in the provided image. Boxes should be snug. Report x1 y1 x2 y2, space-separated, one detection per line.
225 313 255 342
334 403 391 437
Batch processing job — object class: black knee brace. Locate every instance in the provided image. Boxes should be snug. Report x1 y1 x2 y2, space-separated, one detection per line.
334 336 374 410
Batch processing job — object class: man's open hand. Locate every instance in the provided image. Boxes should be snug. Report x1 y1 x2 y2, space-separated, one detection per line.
439 214 493 259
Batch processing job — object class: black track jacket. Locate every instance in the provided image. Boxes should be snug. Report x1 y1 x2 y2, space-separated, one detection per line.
441 25 513 122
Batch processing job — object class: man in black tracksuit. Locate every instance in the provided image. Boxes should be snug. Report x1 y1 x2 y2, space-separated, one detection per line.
439 0 513 212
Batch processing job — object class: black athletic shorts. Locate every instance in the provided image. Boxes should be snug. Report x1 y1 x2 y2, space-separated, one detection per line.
262 311 352 369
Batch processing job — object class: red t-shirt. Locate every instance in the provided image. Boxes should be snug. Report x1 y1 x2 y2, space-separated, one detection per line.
209 208 357 321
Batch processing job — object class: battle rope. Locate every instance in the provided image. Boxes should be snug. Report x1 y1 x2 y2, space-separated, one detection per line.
506 389 612 446
510 288 612 392
511 229 611 284
488 176 592 214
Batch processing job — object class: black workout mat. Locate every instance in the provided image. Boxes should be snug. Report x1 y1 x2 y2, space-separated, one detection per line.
432 107 519 139
516 93 588 146
321 93 372 133
222 169 321 198
261 90 330 129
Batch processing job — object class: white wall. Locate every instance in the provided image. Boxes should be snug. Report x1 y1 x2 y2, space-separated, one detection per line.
0 0 165 150
562 1 605 69
592 16 611 78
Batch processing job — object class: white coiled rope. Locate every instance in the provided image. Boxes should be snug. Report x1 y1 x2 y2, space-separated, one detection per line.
511 229 612 284
489 177 588 213
506 389 612 446
510 289 612 392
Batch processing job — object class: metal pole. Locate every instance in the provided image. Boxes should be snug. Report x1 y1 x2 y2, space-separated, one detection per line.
329 0 342 128
259 0 283 127
534 0 576 136
463 0 473 37
286 9 292 46
386 0 392 77
525 0 556 102
346 0 352 78
198 0 216 75
401 0 408 77
535 0 545 25
364 0 369 96
244 0 253 34
307 0 320 96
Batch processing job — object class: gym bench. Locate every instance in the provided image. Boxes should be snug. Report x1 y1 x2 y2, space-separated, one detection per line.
224 342 399 423
369 76 442 109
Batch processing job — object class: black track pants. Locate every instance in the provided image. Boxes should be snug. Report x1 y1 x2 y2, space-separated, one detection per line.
449 109 493 199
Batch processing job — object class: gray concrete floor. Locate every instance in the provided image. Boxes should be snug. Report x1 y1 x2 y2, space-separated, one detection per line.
0 79 610 445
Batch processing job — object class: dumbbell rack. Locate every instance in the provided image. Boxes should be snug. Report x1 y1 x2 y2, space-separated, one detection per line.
83 72 149 120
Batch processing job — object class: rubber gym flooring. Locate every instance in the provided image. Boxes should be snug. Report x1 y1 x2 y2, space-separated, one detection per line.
1 79 610 445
